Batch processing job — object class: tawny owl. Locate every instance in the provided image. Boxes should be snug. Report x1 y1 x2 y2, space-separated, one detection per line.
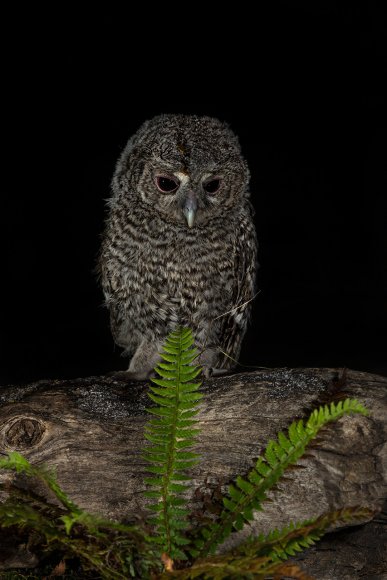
99 114 257 379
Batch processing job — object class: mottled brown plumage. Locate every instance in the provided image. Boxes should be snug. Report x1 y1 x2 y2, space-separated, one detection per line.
99 114 257 378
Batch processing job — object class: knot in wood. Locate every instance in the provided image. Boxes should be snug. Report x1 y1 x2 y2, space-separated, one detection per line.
4 417 46 449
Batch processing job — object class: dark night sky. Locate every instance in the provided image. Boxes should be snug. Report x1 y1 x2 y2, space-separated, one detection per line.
1 4 386 384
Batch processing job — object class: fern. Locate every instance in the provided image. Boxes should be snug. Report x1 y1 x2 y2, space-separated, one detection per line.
0 451 83 533
143 327 202 560
192 398 369 556
160 506 373 579
0 453 159 579
232 505 372 561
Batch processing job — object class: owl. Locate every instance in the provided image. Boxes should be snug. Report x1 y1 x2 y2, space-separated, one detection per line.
99 114 258 379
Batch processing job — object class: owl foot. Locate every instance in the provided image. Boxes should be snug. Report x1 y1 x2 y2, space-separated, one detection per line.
106 370 155 383
202 367 231 379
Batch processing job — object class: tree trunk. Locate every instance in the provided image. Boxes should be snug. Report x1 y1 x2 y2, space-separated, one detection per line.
0 368 386 578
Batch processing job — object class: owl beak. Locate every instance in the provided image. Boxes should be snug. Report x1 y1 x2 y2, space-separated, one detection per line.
182 191 198 228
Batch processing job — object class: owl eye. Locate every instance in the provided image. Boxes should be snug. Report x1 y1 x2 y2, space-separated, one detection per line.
155 175 180 193
203 178 221 194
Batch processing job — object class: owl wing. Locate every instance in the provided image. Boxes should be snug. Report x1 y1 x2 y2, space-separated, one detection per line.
98 245 135 354
218 203 258 368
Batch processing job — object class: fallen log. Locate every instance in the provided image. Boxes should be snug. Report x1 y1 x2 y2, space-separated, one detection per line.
0 368 386 578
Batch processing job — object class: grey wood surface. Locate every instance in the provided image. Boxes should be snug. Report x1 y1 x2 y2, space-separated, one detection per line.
0 368 386 577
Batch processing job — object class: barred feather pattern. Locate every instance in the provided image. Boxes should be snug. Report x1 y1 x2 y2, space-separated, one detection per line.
99 114 258 376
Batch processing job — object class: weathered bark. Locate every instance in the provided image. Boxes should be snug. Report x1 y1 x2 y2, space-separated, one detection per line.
0 368 386 578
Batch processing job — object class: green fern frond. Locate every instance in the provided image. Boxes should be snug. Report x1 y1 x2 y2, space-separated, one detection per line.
233 505 373 561
0 453 157 579
193 398 369 556
143 327 202 561
163 506 372 579
0 452 108 535
0 451 82 524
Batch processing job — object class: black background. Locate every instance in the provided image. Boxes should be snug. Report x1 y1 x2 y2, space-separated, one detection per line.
1 3 386 384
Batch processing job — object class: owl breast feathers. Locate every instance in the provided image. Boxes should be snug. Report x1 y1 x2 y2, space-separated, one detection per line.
99 114 258 379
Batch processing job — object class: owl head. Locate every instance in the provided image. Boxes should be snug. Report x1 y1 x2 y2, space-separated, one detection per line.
112 114 250 228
